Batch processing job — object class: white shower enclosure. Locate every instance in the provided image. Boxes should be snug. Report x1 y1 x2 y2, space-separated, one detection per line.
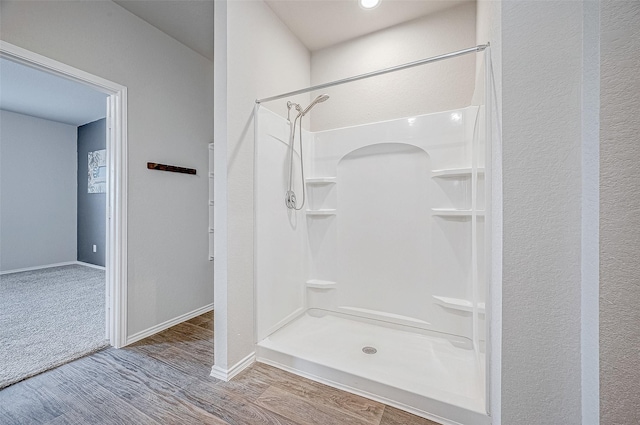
253 49 491 425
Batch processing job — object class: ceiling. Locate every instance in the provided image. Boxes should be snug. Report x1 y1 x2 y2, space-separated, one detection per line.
113 0 468 58
113 0 215 61
0 58 107 127
264 0 469 51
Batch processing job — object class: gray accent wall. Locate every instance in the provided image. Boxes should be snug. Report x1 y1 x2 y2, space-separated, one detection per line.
77 119 106 267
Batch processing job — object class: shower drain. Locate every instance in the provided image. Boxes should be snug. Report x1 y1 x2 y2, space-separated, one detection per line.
362 346 377 355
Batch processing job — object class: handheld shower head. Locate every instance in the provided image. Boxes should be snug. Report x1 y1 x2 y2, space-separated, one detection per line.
284 94 330 210
301 94 330 116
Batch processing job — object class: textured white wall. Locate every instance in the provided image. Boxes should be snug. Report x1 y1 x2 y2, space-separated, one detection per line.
310 2 476 131
0 0 214 337
600 1 640 423
214 0 310 371
0 110 77 272
500 1 585 423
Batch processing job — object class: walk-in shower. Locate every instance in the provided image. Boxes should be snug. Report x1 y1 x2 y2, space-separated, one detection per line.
254 45 492 425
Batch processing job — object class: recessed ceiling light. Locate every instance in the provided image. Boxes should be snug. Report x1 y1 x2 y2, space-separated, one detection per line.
359 0 380 10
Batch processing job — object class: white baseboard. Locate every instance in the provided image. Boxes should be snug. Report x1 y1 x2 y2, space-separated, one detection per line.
210 351 256 382
76 261 106 271
0 261 78 275
125 303 214 346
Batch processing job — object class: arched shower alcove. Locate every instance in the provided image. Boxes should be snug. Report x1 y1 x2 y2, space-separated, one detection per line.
253 45 491 425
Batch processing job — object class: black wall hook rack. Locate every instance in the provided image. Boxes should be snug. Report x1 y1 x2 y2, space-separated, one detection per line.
147 162 196 175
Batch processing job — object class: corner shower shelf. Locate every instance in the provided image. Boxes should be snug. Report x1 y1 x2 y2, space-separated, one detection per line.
433 295 485 314
431 208 485 217
432 168 485 178
305 177 337 184
306 279 337 289
305 209 337 216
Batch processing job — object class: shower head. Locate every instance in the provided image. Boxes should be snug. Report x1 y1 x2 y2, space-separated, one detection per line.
301 94 330 116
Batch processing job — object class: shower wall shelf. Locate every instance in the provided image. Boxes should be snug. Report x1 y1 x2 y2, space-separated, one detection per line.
431 208 485 217
305 209 337 216
305 177 337 184
433 295 485 314
306 279 337 289
432 168 485 178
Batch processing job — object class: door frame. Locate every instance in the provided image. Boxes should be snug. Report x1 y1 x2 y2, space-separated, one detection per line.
0 41 128 348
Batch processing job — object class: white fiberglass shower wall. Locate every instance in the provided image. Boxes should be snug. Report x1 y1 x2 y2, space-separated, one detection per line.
255 99 488 424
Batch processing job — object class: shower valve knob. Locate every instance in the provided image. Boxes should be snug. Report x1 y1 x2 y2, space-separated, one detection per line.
285 191 297 209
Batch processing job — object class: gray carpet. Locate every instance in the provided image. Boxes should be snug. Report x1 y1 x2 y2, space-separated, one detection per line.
0 265 109 388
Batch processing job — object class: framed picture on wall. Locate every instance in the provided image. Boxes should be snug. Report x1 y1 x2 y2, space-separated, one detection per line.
88 149 106 193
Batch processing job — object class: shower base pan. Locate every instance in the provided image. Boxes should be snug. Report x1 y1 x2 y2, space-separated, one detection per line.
256 309 489 425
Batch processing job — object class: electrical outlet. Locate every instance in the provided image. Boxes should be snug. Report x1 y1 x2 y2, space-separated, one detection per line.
92 244 97 253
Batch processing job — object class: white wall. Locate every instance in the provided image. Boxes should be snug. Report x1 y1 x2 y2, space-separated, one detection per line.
0 0 214 337
0 110 77 272
600 1 640 423
499 1 588 423
214 0 310 373
310 2 476 131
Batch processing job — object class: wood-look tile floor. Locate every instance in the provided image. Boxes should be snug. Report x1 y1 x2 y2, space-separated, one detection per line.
0 312 438 425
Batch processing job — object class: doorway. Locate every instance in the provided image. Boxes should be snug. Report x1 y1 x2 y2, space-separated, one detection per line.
0 41 127 379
